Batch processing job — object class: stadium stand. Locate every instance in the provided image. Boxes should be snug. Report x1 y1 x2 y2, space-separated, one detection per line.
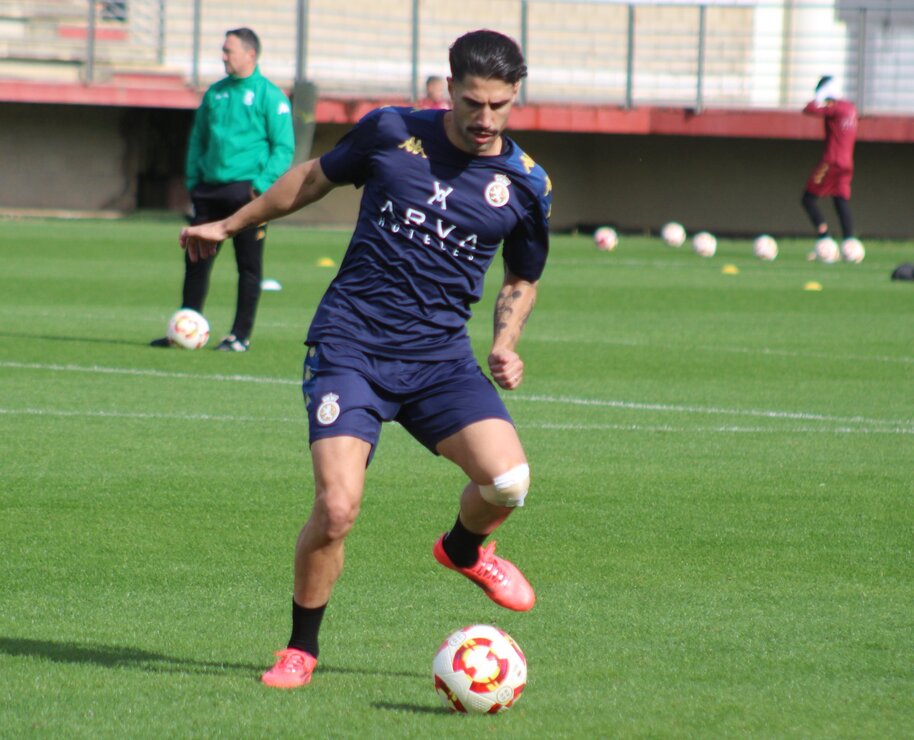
1 0 913 235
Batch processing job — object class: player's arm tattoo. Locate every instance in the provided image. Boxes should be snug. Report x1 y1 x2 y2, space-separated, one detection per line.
493 283 536 347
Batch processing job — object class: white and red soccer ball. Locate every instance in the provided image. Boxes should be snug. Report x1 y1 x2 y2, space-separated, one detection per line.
661 221 686 248
433 624 527 714
692 231 717 257
812 236 840 264
593 226 618 252
841 237 865 263
166 308 210 349
753 234 778 261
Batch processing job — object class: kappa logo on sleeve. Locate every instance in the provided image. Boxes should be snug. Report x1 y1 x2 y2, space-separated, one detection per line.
277 101 290 115
398 137 428 159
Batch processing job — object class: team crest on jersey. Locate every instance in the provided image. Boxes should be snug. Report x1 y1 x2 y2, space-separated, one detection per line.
244 90 255 106
485 174 511 208
316 393 340 425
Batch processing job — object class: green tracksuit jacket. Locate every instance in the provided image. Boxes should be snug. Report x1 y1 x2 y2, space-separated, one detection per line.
185 67 295 195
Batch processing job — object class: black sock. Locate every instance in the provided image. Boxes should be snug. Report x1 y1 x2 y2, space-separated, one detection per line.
833 197 854 240
288 599 327 658
443 516 486 567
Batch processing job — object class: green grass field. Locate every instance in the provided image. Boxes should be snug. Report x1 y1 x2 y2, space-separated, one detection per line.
2 217 912 737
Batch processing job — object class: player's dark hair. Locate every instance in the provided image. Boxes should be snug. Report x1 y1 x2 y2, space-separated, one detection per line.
227 27 261 58
449 30 527 85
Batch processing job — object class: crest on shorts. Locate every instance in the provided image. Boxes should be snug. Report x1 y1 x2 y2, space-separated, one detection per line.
484 174 511 208
316 392 340 425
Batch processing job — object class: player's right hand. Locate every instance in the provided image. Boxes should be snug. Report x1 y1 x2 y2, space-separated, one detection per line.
488 348 524 391
179 221 227 262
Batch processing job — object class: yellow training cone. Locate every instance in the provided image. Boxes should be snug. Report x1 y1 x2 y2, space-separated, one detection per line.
722 264 739 275
317 257 336 267
804 281 823 291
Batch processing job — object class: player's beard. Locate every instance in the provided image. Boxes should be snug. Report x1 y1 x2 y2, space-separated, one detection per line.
465 125 502 155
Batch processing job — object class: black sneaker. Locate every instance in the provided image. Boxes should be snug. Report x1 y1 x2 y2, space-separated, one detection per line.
150 336 171 348
214 334 250 352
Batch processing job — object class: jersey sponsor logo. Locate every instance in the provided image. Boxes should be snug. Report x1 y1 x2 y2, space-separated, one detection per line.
484 174 511 208
316 392 340 425
378 198 479 262
277 101 291 115
244 90 255 106
398 137 427 159
427 181 453 211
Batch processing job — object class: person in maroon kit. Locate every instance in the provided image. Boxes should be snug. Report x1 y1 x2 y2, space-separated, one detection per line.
801 75 859 244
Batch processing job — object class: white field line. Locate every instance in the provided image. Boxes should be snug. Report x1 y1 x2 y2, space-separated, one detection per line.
0 360 300 386
532 421 914 435
511 393 912 427
2 360 912 432
1 407 912 435
712 345 914 366
532 335 914 366
0 407 302 423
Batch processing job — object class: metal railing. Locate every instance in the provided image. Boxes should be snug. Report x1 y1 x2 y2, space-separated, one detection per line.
1 0 913 113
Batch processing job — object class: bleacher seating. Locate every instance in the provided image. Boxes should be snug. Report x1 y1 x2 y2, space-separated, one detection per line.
1 0 912 114
0 0 175 84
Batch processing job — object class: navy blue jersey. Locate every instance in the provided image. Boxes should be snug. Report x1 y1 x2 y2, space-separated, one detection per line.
309 106 552 360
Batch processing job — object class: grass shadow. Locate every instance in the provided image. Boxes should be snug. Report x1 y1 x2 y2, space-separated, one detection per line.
0 637 428 681
371 701 452 715
0 331 143 348
0 636 260 676
318 663 427 680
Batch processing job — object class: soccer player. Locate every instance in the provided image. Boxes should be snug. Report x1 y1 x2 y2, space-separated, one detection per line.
152 28 294 352
420 74 450 109
178 29 552 689
801 75 858 243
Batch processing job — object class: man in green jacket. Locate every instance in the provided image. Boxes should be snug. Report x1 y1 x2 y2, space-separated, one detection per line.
153 27 294 352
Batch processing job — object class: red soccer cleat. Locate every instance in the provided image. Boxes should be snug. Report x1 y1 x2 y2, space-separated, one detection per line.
260 648 317 689
433 535 535 612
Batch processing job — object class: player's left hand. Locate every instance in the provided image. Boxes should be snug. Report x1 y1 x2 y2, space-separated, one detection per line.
488 348 524 391
179 221 228 262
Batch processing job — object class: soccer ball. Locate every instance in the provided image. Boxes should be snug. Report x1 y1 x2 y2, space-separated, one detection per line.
813 237 840 264
433 624 527 714
753 234 778 261
841 237 865 263
692 231 717 257
593 226 618 252
166 308 210 350
661 221 686 248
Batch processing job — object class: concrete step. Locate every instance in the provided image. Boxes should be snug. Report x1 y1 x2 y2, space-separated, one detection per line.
0 1 85 23
0 57 82 82
108 68 187 87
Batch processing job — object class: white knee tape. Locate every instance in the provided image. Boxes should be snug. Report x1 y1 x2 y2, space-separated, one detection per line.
478 464 530 508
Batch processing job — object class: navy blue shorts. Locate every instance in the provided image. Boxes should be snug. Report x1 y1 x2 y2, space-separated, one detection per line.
302 342 513 462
